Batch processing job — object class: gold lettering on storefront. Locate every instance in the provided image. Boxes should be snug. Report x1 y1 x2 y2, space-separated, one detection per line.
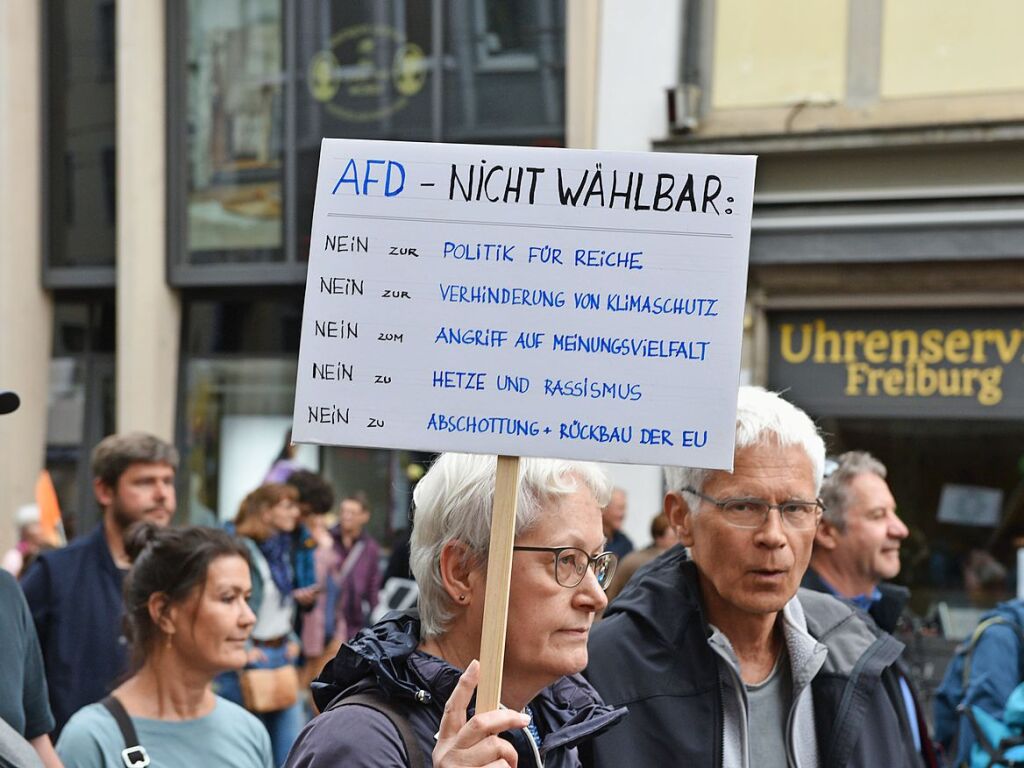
779 319 1024 406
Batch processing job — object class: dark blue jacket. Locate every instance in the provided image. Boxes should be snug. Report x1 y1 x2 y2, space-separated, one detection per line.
933 599 1024 766
286 611 626 767
20 525 128 736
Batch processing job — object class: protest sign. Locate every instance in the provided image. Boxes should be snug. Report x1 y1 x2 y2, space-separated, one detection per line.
293 139 756 470
293 138 756 711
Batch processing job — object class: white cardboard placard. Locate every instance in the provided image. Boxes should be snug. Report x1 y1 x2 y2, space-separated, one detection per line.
293 139 756 470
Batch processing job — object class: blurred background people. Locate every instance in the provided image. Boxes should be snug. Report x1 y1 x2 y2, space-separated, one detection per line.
56 523 272 767
299 493 381 693
0 388 61 767
602 511 677 606
282 471 336 692
287 453 626 767
329 493 380 642
231 484 306 767
601 488 633 560
804 451 910 631
264 431 308 485
3 504 48 579
22 432 178 736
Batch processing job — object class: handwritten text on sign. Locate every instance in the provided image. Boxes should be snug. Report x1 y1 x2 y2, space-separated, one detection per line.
293 139 756 469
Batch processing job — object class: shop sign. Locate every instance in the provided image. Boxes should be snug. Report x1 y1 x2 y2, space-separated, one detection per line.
769 310 1024 419
308 25 427 122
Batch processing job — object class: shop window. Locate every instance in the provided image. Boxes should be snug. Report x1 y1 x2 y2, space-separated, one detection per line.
184 0 285 265
97 1 116 83
172 1 565 280
46 299 116 539
821 416 1024 614
180 295 423 545
45 0 117 275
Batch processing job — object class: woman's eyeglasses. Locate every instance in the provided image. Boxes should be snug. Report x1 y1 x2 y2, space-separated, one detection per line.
512 546 618 590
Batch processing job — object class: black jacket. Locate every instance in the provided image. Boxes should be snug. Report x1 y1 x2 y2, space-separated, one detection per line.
286 611 626 768
801 567 937 767
582 547 923 768
801 566 910 634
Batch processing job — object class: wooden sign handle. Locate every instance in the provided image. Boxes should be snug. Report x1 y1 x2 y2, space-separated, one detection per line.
475 454 520 712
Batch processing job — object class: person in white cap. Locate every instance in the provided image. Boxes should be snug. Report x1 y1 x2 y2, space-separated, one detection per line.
2 505 48 579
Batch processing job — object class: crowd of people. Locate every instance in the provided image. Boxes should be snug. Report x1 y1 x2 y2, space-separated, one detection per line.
3 384 1024 767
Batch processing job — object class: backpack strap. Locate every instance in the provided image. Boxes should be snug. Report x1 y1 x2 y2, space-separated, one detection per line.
100 696 151 768
962 704 1024 767
961 616 1024 690
325 690 426 768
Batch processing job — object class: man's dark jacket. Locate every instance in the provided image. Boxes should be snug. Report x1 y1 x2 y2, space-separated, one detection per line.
801 566 910 634
801 567 937 767
286 611 627 767
582 547 923 768
20 525 127 736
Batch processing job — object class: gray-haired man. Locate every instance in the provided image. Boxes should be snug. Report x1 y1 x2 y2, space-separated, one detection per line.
802 451 935 766
584 387 924 768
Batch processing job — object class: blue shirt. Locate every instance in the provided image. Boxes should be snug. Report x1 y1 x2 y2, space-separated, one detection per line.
21 525 129 736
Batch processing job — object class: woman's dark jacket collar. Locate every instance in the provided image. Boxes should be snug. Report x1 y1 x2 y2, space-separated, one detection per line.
311 610 627 760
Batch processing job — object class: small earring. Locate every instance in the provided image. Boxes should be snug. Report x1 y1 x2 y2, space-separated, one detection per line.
458 594 466 602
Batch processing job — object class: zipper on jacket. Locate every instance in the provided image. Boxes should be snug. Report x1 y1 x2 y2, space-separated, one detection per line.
717 670 726 768
523 725 543 768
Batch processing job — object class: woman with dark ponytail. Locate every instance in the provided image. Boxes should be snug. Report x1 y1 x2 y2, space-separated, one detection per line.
56 523 272 767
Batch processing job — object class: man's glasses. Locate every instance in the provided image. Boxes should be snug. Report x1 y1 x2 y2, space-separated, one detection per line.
512 546 618 590
681 487 824 530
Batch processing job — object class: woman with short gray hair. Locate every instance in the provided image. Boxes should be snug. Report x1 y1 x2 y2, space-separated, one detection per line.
287 453 626 768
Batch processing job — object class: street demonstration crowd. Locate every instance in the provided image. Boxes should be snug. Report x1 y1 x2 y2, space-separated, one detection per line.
2 385 1023 768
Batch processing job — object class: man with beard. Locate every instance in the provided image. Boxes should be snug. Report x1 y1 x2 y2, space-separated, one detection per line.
22 432 178 735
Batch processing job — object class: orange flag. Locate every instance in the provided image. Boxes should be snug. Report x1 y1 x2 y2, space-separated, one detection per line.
35 470 65 546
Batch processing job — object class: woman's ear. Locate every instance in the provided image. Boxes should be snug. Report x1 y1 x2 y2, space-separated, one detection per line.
438 539 482 605
148 592 175 635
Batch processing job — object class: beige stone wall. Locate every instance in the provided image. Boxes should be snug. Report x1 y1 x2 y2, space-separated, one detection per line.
881 0 1024 98
712 0 848 110
0 1 51 554
707 0 1024 133
116 1 179 440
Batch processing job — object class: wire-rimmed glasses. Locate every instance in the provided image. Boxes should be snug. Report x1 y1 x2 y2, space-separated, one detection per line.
681 487 824 530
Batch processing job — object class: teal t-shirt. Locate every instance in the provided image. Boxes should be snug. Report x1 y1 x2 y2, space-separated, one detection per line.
55 696 272 768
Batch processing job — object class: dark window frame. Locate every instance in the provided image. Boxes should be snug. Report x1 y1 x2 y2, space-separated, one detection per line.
41 0 118 289
167 0 566 287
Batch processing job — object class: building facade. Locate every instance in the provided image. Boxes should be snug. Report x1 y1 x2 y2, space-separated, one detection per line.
1 0 571 548
5 0 1022 607
654 0 1024 612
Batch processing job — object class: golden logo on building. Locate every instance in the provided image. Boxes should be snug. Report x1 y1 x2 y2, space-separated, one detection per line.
308 25 427 122
778 319 1024 406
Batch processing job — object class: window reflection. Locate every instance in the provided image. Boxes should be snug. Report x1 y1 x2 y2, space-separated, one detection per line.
186 0 284 261
46 0 117 269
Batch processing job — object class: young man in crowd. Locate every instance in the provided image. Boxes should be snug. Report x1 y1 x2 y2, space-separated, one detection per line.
22 432 178 735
